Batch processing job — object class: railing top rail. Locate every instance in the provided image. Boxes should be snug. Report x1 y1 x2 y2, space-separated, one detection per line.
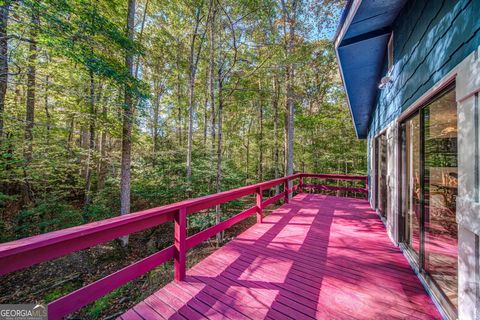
301 173 368 181
0 173 301 274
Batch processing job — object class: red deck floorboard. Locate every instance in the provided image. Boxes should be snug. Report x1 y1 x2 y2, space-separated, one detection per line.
120 194 442 319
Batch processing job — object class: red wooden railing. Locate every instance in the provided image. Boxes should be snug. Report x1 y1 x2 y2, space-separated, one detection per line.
0 173 367 319
301 173 368 195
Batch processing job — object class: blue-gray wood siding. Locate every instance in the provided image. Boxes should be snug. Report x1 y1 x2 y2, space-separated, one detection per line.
368 0 480 139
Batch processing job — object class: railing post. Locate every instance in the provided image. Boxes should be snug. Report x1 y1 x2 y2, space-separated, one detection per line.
284 180 289 203
174 207 186 282
256 187 263 223
299 176 304 193
365 177 369 200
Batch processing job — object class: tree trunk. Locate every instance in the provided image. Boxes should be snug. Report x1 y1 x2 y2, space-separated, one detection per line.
258 80 263 182
273 75 279 194
285 63 294 179
209 0 216 151
187 1 211 181
134 0 149 79
281 0 297 198
244 118 252 182
120 0 135 247
0 1 10 140
176 40 182 145
215 67 223 245
44 73 51 139
203 67 208 148
22 12 39 205
152 79 160 164
24 13 38 163
95 83 106 191
208 0 216 194
67 115 74 151
96 107 107 191
186 10 202 183
83 70 95 219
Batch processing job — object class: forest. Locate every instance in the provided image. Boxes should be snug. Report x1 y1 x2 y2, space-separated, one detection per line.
0 0 366 317
0 0 366 241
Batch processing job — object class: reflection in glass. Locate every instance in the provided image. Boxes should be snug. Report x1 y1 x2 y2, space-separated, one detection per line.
405 115 421 257
424 89 458 309
377 134 388 217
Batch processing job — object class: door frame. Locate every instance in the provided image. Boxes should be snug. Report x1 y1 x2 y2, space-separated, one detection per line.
398 81 458 320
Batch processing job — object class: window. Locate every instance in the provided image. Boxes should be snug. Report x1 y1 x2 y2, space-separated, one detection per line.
387 33 394 73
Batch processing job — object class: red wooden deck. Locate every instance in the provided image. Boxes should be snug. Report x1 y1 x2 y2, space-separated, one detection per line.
119 194 442 320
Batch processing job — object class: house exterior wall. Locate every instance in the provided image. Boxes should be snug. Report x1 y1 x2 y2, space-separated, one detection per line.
368 0 480 138
367 0 480 215
364 1 480 319
456 50 480 320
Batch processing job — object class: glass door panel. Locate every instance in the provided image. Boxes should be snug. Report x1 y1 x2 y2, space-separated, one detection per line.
424 89 458 309
377 134 388 217
404 114 421 257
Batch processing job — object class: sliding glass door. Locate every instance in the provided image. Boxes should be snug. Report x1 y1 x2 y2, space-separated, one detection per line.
401 86 458 315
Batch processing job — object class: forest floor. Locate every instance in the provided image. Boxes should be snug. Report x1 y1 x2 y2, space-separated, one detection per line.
0 204 279 319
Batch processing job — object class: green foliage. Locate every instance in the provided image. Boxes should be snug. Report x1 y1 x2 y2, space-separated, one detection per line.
86 178 121 219
14 198 83 239
22 0 148 97
44 282 79 304
86 284 132 318
0 192 16 207
0 0 365 245
83 201 114 222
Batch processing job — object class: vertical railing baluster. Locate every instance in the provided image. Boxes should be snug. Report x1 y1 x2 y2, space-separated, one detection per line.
174 207 186 281
299 176 304 193
256 187 263 223
284 180 289 203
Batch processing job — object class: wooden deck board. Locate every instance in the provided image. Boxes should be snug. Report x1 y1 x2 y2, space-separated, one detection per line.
120 194 442 320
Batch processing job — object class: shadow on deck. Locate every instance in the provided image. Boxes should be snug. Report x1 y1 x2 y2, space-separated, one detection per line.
120 194 442 320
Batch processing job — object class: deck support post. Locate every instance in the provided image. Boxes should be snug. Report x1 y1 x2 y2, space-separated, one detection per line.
174 207 186 281
284 180 289 203
256 187 263 223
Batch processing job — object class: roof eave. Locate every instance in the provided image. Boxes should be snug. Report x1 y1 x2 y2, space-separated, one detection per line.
334 0 364 139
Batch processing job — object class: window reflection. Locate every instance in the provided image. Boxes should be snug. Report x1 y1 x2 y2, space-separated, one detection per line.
405 115 421 257
424 89 458 309
377 134 388 217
